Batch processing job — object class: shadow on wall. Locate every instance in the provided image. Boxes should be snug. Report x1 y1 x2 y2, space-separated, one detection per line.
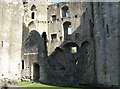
25 30 41 48
44 3 96 87
21 3 96 87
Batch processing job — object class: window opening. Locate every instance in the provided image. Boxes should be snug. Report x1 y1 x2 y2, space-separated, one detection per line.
22 60 24 69
71 47 77 54
51 34 57 40
31 12 35 19
52 15 56 21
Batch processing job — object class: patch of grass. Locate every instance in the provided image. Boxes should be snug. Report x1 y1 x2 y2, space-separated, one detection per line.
16 82 95 89
15 82 32 86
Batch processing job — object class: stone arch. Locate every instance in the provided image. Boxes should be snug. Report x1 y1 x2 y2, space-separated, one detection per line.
63 21 72 40
33 62 40 82
25 30 41 48
80 41 91 61
48 47 66 70
28 21 36 31
31 5 37 11
61 6 69 17
63 42 79 60
31 5 37 19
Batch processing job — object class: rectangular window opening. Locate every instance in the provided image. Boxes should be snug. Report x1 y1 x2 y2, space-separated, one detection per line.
68 25 72 35
71 47 77 54
22 60 24 69
52 15 56 21
51 34 57 40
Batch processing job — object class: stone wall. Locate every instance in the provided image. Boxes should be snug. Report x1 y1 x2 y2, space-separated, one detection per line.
93 2 118 86
0 1 23 81
39 2 119 87
40 2 96 87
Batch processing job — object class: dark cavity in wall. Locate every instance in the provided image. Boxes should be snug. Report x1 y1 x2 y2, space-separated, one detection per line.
42 32 47 56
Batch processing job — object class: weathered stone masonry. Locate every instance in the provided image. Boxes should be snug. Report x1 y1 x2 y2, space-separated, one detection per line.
0 0 119 88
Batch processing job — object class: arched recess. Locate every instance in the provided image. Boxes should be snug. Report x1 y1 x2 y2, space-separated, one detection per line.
42 32 47 55
63 21 72 40
61 6 69 17
28 21 36 31
80 41 91 61
33 63 40 82
48 47 66 70
63 42 79 60
31 5 37 19
79 41 96 82
25 30 41 49
31 5 37 11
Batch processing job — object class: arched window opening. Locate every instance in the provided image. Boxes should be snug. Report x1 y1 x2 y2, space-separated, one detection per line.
42 32 47 55
31 5 37 11
31 12 35 19
63 21 72 40
23 0 28 4
61 6 69 17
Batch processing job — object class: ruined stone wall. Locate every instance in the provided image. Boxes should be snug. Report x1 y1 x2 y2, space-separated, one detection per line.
23 1 48 35
47 2 84 55
21 0 49 81
0 1 23 81
40 2 119 87
41 2 96 87
93 2 118 86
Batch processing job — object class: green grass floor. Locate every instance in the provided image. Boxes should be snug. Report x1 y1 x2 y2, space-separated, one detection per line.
15 82 95 89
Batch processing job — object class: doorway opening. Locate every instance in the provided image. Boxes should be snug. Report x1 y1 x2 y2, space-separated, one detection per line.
33 63 40 82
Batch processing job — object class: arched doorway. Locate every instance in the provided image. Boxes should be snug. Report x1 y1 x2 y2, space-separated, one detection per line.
33 63 40 82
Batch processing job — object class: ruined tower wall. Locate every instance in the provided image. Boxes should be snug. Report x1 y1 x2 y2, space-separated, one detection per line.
21 0 49 81
47 2 84 55
40 2 119 87
0 1 23 81
23 0 48 35
93 2 118 86
41 2 96 87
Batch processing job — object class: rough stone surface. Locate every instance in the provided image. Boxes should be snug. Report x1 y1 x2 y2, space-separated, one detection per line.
0 1 119 88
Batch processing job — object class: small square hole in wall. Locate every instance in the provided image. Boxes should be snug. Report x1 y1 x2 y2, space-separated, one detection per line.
52 15 56 21
51 34 57 40
71 47 77 54
57 19 59 21
1 41 3 47
60 36 62 41
75 15 78 18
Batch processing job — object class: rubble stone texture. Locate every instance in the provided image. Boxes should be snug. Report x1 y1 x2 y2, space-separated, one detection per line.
0 0 119 88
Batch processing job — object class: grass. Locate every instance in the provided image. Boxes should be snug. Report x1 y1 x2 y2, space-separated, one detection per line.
15 82 32 86
15 82 95 89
